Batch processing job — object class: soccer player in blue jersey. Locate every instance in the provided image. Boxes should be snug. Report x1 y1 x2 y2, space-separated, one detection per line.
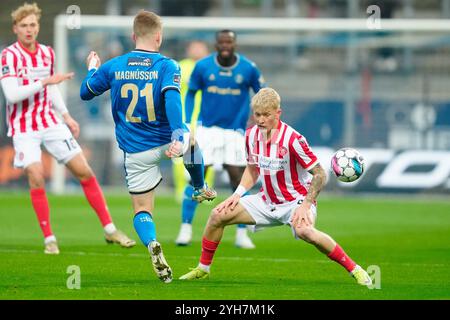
175 30 266 249
79 10 216 283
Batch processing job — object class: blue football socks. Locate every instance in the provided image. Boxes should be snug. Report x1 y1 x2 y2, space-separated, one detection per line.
181 186 199 224
183 145 205 189
133 211 156 247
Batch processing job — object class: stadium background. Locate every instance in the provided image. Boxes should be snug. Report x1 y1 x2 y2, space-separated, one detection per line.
0 0 449 301
1 0 449 195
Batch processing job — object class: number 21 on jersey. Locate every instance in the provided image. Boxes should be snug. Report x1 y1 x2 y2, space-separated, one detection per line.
120 83 156 123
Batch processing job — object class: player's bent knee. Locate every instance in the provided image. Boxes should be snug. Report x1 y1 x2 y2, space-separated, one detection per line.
25 166 45 189
209 209 230 227
295 226 316 243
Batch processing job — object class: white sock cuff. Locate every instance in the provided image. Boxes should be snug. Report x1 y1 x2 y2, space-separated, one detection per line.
104 223 117 235
44 235 57 244
198 263 210 272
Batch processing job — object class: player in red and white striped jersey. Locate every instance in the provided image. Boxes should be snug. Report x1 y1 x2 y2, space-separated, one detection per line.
180 88 372 286
0 3 135 254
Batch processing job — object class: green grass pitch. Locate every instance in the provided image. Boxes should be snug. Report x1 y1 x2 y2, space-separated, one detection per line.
0 192 449 300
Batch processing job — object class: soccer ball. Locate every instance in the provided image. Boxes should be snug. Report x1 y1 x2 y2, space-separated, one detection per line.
331 148 365 182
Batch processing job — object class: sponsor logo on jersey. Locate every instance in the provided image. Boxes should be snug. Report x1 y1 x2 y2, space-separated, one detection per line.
257 155 288 171
127 57 152 67
2 65 10 76
206 86 241 96
219 69 232 77
173 74 180 84
278 146 288 157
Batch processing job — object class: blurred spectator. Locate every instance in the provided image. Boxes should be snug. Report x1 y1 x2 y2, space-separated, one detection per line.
307 0 320 18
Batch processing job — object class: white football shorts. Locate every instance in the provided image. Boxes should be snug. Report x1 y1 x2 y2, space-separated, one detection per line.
12 124 81 168
124 132 191 194
239 194 317 239
195 126 246 167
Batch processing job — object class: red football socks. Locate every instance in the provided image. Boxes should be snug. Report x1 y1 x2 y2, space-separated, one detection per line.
30 188 53 238
80 176 112 227
200 237 220 266
327 243 357 272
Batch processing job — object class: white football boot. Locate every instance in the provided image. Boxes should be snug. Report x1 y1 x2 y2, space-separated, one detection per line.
175 223 193 246
148 241 173 283
235 227 256 249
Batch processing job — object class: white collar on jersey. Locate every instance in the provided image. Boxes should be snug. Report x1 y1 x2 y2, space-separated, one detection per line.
257 121 285 145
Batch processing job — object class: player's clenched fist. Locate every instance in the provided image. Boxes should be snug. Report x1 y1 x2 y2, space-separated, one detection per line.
86 51 101 70
165 140 183 158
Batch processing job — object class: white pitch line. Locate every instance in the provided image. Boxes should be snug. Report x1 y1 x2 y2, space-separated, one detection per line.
0 248 447 267
0 248 304 263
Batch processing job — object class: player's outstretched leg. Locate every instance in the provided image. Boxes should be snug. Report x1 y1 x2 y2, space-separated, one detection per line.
295 225 372 286
134 211 172 283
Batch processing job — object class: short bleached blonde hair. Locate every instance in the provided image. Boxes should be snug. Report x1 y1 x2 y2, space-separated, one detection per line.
133 10 162 38
11 2 41 25
251 87 281 111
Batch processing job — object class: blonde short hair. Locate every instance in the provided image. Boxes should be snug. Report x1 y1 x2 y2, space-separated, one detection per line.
11 2 41 25
133 10 162 38
251 88 281 111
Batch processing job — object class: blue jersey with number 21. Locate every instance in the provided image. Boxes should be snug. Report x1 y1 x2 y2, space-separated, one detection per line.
80 49 184 153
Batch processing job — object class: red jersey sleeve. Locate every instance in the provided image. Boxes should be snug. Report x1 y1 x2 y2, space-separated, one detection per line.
289 133 319 171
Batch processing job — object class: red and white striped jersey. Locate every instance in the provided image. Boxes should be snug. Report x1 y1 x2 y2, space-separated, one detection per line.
245 120 319 205
1 41 60 137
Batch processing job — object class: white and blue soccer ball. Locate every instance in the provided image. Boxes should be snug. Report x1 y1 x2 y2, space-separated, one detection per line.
331 147 365 182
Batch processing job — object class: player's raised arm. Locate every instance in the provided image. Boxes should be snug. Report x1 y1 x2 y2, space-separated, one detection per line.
1 71 73 105
80 52 111 100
